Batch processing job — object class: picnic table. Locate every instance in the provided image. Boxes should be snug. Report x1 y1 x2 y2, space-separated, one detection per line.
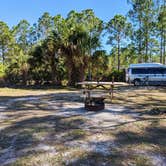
78 81 126 111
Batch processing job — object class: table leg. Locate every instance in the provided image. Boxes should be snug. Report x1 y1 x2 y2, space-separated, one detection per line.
87 85 91 99
112 85 114 102
109 85 114 102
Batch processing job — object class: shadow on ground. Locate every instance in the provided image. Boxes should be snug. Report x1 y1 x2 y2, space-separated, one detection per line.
0 88 165 165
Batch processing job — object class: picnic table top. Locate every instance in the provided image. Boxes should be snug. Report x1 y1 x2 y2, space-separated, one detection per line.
77 81 127 86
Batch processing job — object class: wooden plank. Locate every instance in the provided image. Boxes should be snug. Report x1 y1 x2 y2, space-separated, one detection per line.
77 81 127 86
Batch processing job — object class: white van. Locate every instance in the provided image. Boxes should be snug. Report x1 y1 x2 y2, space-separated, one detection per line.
126 63 166 86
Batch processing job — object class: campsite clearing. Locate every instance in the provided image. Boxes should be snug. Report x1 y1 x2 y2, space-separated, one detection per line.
0 86 166 166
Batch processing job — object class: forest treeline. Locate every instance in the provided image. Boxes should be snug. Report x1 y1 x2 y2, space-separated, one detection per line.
0 0 165 86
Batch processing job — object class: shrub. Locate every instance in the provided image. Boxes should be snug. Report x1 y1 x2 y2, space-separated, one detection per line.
103 69 126 82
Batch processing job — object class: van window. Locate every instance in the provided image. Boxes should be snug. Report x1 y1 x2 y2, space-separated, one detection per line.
132 68 148 74
161 68 166 74
132 67 166 74
148 68 161 74
148 68 166 74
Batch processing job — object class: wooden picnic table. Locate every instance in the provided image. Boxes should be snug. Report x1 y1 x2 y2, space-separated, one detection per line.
78 81 126 101
78 81 127 111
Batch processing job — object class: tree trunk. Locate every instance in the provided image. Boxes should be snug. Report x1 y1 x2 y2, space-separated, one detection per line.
88 56 92 81
117 38 120 71
68 63 86 86
145 28 149 62
2 45 5 65
138 40 142 63
149 50 152 62
138 20 143 63
160 32 163 64
50 54 61 86
163 29 166 64
22 69 28 85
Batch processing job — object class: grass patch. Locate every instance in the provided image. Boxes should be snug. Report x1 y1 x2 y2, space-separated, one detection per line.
66 129 86 140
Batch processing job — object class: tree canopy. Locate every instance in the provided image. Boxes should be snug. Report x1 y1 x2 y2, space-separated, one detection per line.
0 0 165 86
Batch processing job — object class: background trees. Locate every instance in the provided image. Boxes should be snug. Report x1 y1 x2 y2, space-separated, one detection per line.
91 50 109 80
0 0 165 86
0 21 14 65
106 15 132 71
158 2 166 64
28 9 103 86
127 0 165 63
63 9 103 85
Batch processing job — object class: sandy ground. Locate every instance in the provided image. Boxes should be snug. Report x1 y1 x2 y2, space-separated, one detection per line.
0 94 141 131
0 88 166 166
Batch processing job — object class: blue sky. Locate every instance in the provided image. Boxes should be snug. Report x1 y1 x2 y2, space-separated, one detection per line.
0 0 130 52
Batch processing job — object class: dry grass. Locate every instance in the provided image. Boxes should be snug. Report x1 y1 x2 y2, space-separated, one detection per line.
113 86 166 111
0 86 165 166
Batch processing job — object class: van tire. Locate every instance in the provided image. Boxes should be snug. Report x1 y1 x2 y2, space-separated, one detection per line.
134 79 141 86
